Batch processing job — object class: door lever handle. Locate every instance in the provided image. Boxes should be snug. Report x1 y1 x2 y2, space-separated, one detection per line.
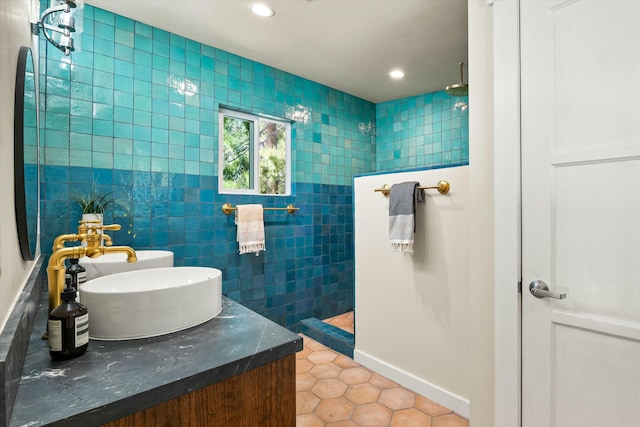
529 280 566 299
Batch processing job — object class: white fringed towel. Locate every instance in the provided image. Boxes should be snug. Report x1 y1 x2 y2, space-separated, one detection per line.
235 204 265 256
389 182 424 255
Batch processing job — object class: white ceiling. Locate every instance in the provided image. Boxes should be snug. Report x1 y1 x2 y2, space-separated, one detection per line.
85 0 468 104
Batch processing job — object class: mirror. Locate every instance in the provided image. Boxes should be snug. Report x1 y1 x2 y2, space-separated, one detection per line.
14 46 39 261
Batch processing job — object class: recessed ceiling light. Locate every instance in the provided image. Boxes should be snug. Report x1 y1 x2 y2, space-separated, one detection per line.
250 3 275 17
389 69 405 79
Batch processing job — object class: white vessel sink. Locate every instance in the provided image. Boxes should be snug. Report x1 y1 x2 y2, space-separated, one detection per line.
80 267 222 341
80 250 174 280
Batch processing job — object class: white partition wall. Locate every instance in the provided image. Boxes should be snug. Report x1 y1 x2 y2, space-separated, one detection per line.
353 165 470 417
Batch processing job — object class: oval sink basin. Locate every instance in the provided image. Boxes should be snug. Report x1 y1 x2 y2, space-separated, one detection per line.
80 250 174 281
80 267 222 341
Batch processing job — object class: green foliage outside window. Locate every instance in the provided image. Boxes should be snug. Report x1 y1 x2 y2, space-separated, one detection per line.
221 110 289 195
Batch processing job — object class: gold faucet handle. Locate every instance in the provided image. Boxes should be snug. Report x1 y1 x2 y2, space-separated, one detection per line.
100 224 122 232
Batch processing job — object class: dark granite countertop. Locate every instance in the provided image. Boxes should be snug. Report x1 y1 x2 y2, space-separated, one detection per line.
9 292 302 427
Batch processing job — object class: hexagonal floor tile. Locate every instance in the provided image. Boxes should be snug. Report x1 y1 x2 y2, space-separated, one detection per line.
338 366 372 385
296 358 314 374
415 394 452 417
314 397 355 423
307 349 338 364
325 421 359 427
309 362 342 379
334 354 361 369
305 338 328 351
379 387 416 410
369 372 399 389
391 408 432 426
297 390 321 414
344 382 381 405
311 378 349 399
351 402 392 427
296 413 324 427
296 372 318 391
432 413 470 427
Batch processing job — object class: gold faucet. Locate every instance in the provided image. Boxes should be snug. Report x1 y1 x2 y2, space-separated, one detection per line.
46 222 137 316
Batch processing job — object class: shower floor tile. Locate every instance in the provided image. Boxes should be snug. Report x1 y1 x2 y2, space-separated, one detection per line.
323 311 355 334
296 334 469 427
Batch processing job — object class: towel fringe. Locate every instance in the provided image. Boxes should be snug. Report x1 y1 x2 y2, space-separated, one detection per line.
239 242 266 256
390 241 414 255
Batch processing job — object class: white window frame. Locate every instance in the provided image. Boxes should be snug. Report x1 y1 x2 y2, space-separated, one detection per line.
218 108 291 196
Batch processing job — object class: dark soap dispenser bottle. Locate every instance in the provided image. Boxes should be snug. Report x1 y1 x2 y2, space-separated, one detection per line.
66 258 86 290
48 277 89 361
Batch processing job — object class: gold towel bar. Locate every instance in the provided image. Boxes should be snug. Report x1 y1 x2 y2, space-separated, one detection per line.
222 203 299 215
374 180 450 197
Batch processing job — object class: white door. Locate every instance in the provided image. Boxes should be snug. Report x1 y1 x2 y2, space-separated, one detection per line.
521 1 640 426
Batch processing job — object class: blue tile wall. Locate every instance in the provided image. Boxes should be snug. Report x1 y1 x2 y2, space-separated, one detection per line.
38 5 368 331
375 91 469 172
37 5 468 332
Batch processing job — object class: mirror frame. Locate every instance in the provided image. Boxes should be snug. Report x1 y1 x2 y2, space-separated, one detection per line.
14 46 37 261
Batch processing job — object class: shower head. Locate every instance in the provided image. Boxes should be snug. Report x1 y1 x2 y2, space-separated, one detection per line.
445 62 468 97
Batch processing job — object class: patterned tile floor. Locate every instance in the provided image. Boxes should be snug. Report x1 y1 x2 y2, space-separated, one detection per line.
296 313 469 426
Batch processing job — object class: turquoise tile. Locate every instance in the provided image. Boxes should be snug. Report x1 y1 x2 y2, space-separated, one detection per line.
113 90 133 108
152 113 168 129
71 65 93 84
94 37 115 57
169 159 185 174
114 123 133 139
169 117 184 132
69 148 91 167
133 125 151 142
135 21 152 37
169 33 185 48
133 95 151 112
151 128 168 143
115 27 135 47
169 131 184 146
114 76 134 93
134 34 152 52
153 55 169 71
134 109 151 126
133 141 151 156
133 155 150 171
115 59 133 77
153 41 170 57
134 80 152 97
169 144 184 159
151 157 168 172
93 151 113 169
93 7 114 25
93 119 113 137
152 99 168 115
152 142 169 158
93 86 113 104
45 112 70 131
170 60 185 76
113 107 133 124
114 138 133 154
185 146 199 161
93 70 114 89
115 44 134 62
153 27 170 43
70 132 92 150
94 22 114 42
113 153 133 170
186 39 200 53
70 116 93 134
115 14 134 32
45 147 69 166
152 84 168 100
134 50 153 69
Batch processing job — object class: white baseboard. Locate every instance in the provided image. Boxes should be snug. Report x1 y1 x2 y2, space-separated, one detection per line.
353 349 470 419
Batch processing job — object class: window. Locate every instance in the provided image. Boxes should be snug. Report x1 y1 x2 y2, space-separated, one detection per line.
218 108 291 195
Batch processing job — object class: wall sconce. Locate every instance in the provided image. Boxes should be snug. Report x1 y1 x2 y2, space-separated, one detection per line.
32 0 83 56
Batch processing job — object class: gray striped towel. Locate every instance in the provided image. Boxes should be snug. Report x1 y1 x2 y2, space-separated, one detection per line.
389 182 424 254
